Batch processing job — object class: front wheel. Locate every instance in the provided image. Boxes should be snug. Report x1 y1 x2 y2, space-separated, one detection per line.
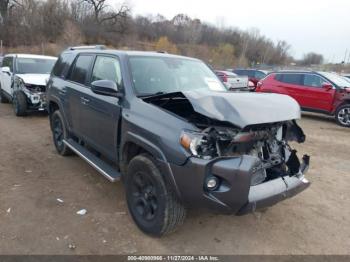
335 104 350 127
50 110 73 156
125 154 186 236
13 91 27 116
0 86 9 103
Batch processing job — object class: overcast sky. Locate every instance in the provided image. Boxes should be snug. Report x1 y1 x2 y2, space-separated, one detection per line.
129 0 350 62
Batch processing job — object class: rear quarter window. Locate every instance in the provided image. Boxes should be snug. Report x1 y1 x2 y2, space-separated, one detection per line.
68 55 94 85
52 53 75 79
275 74 283 81
278 73 303 85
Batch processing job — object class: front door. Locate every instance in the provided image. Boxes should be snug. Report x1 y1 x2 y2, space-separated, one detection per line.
300 74 335 112
79 55 123 161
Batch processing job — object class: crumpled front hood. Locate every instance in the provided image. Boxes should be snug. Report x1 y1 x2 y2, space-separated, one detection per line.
16 74 50 86
182 90 301 128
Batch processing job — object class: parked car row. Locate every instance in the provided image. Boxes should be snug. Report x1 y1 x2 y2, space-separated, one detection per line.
0 47 311 236
256 70 350 127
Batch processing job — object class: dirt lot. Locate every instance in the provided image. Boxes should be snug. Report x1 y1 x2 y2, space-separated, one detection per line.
0 102 349 255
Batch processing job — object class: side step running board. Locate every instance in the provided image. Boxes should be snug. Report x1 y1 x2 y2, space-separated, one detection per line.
63 139 121 182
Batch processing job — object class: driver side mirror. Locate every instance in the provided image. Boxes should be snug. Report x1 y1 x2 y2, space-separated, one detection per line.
91 80 123 98
1 67 11 74
322 83 333 90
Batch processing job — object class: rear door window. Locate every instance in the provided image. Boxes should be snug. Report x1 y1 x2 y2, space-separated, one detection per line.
68 55 94 85
247 71 255 78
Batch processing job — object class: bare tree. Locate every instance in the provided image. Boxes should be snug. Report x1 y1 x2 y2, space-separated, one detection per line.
80 0 129 25
0 0 22 24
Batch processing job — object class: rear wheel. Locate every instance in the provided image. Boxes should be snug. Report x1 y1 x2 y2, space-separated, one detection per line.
125 154 186 236
13 91 27 116
335 104 350 127
50 110 73 156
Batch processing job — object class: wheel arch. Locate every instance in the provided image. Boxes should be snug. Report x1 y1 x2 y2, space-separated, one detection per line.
120 132 182 200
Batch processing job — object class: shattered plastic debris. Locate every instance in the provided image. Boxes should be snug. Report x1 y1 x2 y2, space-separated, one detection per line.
25 170 32 173
6 208 11 213
76 209 87 215
57 198 64 203
68 243 76 250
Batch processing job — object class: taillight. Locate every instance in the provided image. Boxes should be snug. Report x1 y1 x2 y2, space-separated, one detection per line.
222 74 228 83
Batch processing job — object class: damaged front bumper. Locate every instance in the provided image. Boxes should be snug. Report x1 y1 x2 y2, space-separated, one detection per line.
237 174 310 215
169 154 310 214
22 90 47 111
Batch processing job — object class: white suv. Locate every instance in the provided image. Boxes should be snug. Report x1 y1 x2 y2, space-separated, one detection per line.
0 54 57 116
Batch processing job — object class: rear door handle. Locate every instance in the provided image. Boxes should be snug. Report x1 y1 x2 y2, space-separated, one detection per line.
80 97 90 104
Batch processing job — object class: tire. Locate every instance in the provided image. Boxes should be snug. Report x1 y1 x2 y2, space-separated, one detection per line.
125 154 186 236
0 86 9 103
50 110 73 156
335 104 350 128
13 91 27 116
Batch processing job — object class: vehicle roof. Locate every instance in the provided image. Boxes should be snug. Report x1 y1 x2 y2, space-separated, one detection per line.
63 48 199 61
272 70 318 74
234 68 268 73
5 54 57 60
215 70 238 76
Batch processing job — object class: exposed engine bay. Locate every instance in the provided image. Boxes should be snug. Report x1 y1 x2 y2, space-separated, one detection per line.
144 92 310 186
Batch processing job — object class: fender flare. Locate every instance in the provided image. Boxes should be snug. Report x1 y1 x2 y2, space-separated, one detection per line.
47 96 71 132
121 131 183 200
122 131 166 162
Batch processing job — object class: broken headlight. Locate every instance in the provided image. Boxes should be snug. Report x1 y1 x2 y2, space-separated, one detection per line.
180 131 218 159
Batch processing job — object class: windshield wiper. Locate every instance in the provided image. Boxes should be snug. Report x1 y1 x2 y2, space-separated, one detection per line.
138 91 168 98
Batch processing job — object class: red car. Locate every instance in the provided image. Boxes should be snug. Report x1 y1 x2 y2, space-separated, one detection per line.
256 71 350 127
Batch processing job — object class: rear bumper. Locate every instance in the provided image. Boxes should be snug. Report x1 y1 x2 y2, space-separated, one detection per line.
169 155 310 214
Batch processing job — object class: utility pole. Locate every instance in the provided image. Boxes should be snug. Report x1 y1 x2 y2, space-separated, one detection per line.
343 49 348 64
0 40 3 55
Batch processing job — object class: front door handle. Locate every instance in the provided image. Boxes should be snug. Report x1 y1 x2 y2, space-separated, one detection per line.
80 97 90 104
59 87 67 96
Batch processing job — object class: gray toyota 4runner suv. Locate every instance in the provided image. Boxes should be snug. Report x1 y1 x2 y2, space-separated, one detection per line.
46 46 310 236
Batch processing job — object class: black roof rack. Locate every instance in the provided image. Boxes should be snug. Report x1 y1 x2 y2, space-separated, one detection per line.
68 45 106 51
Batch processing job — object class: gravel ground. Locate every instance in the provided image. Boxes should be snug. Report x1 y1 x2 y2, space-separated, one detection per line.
0 103 349 255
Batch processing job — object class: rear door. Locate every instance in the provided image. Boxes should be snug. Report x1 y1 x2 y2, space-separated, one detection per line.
0 56 14 96
65 54 95 138
79 55 123 161
300 73 335 112
275 73 304 104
